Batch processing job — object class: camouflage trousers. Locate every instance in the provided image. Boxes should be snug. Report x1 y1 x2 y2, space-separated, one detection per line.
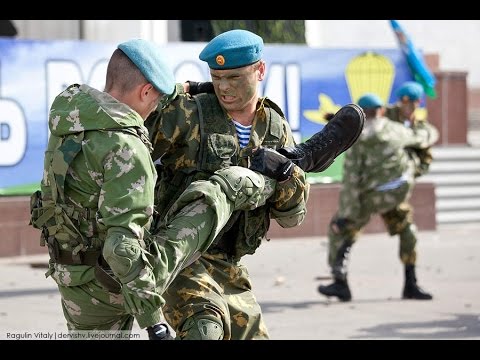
54 197 226 334
53 169 275 333
163 253 270 340
56 268 133 332
329 181 418 268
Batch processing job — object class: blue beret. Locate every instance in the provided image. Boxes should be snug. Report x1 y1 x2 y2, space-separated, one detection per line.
118 39 175 96
199 29 264 70
358 93 384 109
396 81 424 101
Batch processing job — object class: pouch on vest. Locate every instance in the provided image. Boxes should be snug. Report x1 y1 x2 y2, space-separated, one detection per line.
30 190 50 246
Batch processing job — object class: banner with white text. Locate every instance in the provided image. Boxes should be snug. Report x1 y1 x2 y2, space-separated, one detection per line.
0 39 415 195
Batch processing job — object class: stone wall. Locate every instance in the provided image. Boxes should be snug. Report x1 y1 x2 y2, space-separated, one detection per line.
268 182 436 239
0 182 436 257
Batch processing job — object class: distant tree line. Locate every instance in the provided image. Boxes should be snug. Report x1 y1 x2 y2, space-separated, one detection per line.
210 20 306 44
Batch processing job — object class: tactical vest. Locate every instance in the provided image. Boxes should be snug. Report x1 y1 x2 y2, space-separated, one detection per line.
154 93 286 260
30 127 152 266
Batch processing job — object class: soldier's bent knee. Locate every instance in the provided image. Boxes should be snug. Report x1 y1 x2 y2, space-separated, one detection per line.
178 315 224 340
102 235 143 282
210 166 267 210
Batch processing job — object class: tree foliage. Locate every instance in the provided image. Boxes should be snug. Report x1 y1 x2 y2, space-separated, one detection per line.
210 20 306 44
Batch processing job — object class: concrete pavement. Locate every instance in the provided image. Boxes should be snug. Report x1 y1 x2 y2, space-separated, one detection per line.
1 223 479 340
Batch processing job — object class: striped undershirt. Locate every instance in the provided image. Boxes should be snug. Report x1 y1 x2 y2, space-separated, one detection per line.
232 120 252 148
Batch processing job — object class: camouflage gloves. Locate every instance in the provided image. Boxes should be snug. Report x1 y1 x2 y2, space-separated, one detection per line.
249 147 295 182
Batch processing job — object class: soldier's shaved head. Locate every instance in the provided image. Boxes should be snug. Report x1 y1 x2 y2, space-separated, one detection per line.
104 48 147 95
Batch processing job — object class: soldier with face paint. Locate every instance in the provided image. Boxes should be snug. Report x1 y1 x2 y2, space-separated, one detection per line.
147 29 365 339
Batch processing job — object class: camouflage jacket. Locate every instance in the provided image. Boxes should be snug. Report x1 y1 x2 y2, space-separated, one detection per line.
338 115 439 219
147 84 309 259
385 105 438 177
37 84 161 327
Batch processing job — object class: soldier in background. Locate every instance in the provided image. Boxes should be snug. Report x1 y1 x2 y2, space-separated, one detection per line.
318 93 438 302
385 81 436 178
147 29 364 339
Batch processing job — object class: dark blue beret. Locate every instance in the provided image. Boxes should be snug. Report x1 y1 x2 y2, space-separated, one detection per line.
199 29 264 70
118 39 175 96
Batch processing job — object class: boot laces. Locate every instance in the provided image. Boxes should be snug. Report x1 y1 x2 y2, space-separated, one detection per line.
306 123 342 153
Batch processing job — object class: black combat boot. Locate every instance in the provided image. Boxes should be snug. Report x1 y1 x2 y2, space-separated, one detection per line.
318 242 353 302
318 278 352 302
278 104 365 173
402 264 433 300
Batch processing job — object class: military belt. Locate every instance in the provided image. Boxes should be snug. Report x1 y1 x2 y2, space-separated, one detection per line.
49 246 122 294
54 248 101 267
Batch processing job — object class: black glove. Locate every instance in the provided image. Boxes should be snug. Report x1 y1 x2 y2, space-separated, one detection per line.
147 323 174 340
249 147 295 182
186 81 215 95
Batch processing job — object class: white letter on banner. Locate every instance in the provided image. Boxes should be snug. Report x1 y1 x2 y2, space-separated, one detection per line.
263 64 286 115
262 63 302 143
0 99 26 166
286 64 301 133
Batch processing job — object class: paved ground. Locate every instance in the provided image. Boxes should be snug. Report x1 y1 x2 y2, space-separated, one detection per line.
1 223 479 340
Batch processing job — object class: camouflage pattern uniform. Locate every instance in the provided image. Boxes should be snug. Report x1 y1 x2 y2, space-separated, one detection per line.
147 85 309 339
30 84 274 334
382 105 436 264
385 105 434 177
328 115 439 275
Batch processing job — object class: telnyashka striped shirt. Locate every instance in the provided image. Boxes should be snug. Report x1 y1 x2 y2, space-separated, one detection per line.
233 120 252 148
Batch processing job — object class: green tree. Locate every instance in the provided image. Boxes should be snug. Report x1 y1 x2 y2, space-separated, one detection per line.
210 20 306 44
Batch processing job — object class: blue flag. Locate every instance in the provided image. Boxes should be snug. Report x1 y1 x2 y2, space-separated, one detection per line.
390 20 437 98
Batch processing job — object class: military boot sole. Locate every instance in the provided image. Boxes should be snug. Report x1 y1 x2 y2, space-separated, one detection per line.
337 103 365 154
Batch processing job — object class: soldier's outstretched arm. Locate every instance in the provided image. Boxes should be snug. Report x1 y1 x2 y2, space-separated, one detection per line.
98 133 164 331
393 120 439 149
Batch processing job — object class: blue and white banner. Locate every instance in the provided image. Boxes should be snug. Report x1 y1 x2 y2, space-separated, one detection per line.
0 39 413 194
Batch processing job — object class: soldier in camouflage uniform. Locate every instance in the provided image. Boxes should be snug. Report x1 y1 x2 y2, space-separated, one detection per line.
383 81 438 298
147 29 365 339
385 81 435 178
318 92 439 302
29 39 279 340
